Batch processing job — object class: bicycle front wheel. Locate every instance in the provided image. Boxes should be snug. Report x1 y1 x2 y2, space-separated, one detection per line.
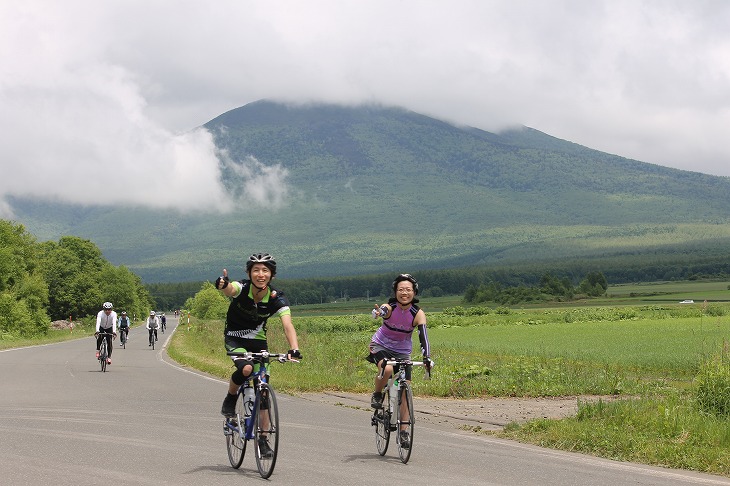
99 340 107 372
397 382 415 464
225 392 247 468
374 388 391 456
254 383 279 478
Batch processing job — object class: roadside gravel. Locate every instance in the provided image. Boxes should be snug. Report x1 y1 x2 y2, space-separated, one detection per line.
298 391 614 431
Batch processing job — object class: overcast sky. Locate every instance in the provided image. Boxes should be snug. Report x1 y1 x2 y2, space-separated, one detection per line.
2 0 729 216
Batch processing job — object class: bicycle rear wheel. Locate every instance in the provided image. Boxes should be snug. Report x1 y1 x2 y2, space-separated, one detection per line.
254 383 279 478
225 392 247 468
397 382 414 464
374 388 390 455
99 339 107 372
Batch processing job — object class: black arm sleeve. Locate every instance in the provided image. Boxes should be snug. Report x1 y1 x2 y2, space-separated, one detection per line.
417 324 430 357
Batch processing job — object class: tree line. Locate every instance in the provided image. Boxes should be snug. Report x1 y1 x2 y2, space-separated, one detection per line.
148 253 730 310
1 220 154 337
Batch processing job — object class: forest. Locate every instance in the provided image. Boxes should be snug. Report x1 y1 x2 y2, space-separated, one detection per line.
0 220 153 337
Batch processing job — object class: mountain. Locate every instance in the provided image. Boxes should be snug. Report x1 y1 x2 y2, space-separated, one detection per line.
9 100 730 282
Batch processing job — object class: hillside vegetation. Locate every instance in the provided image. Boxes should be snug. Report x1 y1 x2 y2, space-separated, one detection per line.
8 100 730 282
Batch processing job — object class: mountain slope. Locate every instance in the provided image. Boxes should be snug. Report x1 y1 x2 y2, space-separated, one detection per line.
10 100 730 282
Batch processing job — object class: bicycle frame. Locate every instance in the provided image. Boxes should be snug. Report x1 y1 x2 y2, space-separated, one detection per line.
97 332 114 372
223 351 296 477
372 358 430 463
224 352 293 434
226 362 270 439
383 359 427 420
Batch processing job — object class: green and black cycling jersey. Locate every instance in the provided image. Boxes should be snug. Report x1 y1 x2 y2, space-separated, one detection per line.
224 280 291 341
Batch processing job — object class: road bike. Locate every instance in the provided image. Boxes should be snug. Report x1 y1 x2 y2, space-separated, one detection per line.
223 351 298 478
148 329 157 349
119 328 128 348
96 332 114 372
371 358 430 464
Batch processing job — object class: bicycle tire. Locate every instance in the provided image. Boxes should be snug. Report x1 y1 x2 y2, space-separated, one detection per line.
99 339 107 372
225 392 247 468
374 387 391 455
253 383 279 478
397 381 414 464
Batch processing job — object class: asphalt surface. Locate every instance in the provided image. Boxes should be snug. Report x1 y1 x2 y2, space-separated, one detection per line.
1 317 730 485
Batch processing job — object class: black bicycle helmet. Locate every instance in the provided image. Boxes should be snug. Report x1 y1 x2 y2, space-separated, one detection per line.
246 253 277 276
392 274 419 295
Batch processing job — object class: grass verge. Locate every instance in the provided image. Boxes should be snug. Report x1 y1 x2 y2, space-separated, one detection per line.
168 304 730 477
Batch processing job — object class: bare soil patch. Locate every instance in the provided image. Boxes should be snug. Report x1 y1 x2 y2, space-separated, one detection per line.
300 391 617 431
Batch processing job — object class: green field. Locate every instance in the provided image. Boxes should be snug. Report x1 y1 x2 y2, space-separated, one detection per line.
289 280 730 315
606 280 730 303
8 279 730 476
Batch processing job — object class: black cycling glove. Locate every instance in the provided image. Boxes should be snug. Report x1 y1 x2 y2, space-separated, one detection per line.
288 349 302 359
215 275 229 289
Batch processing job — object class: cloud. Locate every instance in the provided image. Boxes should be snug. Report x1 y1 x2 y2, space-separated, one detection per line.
1 0 729 219
0 2 235 213
218 152 290 210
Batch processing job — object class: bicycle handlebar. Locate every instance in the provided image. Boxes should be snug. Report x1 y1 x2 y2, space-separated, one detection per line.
382 358 432 380
225 351 299 363
384 359 427 366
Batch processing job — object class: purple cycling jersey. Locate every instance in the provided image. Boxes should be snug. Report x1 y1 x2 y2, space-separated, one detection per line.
371 304 420 355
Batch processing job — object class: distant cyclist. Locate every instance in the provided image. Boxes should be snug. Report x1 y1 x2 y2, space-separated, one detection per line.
160 313 167 333
146 311 160 346
118 311 131 344
95 302 117 364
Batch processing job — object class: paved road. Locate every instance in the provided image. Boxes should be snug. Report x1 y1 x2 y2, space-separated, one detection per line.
2 317 730 485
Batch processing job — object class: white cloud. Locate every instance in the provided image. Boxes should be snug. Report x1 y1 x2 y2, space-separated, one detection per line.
1 0 729 217
219 153 290 210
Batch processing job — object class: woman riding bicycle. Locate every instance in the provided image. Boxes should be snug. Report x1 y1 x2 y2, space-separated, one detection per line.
215 253 301 457
367 274 432 449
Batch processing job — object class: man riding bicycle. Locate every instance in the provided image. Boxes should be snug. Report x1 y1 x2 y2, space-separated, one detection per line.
215 253 302 458
146 311 160 346
118 311 130 344
95 302 117 364
160 313 167 333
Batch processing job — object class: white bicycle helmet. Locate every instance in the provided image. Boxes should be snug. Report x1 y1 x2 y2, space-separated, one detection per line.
246 253 277 275
102 302 113 309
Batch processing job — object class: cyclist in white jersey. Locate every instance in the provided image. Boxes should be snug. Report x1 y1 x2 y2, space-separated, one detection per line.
95 302 117 364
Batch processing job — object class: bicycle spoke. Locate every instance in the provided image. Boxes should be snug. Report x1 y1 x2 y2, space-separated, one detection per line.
225 393 246 468
397 382 414 464
254 384 279 478
374 388 391 455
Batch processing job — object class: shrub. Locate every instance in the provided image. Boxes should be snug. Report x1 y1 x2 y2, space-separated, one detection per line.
695 355 730 417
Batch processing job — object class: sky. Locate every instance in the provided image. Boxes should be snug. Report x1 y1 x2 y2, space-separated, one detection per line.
2 0 729 217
